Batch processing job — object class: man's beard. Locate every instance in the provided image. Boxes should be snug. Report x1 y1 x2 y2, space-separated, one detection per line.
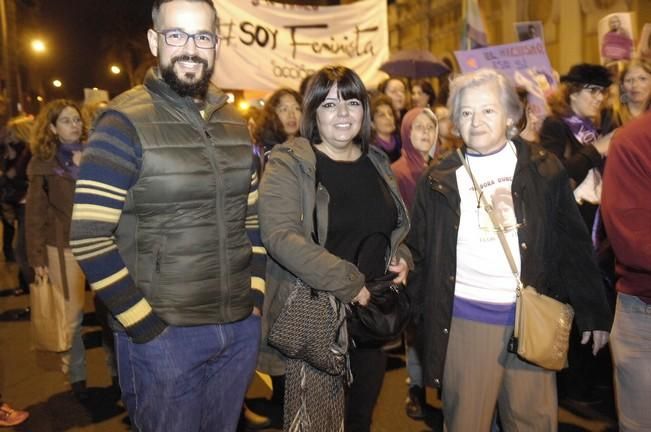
160 54 214 99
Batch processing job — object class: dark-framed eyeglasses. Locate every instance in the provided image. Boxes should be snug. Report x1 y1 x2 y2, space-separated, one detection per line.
155 29 219 49
582 84 608 96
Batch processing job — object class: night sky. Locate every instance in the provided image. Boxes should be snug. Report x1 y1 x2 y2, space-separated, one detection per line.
23 0 154 101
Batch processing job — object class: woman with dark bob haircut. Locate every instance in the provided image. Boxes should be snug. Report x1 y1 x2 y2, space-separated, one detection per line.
258 66 412 432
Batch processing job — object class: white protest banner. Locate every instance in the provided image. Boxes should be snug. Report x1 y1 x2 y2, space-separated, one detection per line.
212 0 388 91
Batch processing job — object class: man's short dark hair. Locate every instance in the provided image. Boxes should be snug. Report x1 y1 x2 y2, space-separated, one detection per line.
300 66 372 153
152 0 219 32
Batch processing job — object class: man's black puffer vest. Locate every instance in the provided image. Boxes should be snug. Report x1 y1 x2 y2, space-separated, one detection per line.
110 68 253 326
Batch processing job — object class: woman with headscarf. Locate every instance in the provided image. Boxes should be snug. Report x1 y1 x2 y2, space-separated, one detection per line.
392 107 438 212
391 107 439 419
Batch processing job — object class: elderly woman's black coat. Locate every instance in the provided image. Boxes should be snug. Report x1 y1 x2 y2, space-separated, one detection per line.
406 137 613 389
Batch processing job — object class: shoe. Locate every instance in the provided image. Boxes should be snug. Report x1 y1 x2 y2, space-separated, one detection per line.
405 385 426 420
72 380 90 402
0 402 29 427
243 404 272 430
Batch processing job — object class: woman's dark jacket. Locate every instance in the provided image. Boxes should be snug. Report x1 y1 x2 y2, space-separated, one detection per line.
257 137 412 376
406 137 613 389
539 115 603 187
26 156 76 267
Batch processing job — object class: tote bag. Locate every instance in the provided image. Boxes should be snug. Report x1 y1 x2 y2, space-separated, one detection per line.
30 274 71 352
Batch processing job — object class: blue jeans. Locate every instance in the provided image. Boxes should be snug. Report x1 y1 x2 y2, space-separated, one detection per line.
115 314 261 432
611 293 651 432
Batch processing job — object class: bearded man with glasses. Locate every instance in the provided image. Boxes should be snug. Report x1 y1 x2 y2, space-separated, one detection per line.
69 1 262 431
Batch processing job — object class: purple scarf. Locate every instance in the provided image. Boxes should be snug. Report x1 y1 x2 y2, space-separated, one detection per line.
374 134 398 154
54 141 83 180
562 114 598 146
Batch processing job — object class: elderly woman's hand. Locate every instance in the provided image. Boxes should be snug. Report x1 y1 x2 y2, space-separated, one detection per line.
389 257 409 285
581 330 609 356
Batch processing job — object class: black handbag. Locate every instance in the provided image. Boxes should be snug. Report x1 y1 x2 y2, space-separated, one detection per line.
348 233 411 343
267 278 349 376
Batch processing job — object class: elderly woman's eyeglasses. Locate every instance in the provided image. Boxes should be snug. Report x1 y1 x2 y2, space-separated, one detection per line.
582 85 609 96
155 29 219 49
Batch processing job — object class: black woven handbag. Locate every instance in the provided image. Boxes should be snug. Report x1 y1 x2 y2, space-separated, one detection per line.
267 278 349 376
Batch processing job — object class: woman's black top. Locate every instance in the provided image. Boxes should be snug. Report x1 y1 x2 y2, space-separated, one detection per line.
315 149 397 281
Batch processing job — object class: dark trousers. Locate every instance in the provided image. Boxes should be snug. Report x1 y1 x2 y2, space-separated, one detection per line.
14 205 33 289
557 202 614 403
1 213 14 262
345 347 387 432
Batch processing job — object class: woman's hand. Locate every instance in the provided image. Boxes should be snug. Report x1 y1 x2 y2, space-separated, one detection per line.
389 257 409 285
352 286 371 306
581 330 609 356
34 266 49 278
593 131 615 156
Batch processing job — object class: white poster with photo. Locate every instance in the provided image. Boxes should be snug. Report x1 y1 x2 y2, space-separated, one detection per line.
598 13 636 65
638 23 651 60
514 21 544 43
212 0 389 91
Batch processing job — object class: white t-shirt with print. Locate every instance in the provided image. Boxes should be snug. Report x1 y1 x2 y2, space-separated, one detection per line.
454 142 520 305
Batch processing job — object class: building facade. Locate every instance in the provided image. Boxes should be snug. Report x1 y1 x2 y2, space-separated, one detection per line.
388 0 651 75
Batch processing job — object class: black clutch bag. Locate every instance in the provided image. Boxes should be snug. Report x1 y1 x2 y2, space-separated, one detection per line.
348 232 411 343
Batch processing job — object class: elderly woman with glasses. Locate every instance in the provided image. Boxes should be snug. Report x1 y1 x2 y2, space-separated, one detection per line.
258 65 411 432
406 69 612 431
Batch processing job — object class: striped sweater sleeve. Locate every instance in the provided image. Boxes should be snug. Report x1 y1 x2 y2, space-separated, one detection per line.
248 151 266 311
70 112 167 343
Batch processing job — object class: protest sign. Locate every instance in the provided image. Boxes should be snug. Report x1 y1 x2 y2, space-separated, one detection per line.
455 38 557 132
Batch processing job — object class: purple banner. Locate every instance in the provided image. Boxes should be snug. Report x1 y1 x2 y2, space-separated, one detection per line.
454 38 557 131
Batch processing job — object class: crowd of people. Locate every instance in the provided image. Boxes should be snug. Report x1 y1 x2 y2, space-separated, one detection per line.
0 0 650 430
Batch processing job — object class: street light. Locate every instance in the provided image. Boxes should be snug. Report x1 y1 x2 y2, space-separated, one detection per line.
31 39 46 54
52 79 62 88
110 64 121 75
